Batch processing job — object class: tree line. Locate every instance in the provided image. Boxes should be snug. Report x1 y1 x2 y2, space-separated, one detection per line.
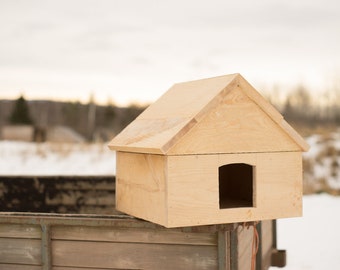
0 96 146 142
268 85 340 132
1 85 339 142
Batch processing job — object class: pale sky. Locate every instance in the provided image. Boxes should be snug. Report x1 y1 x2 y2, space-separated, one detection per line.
0 0 339 105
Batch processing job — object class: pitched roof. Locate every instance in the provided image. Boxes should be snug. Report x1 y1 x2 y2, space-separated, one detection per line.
109 73 309 154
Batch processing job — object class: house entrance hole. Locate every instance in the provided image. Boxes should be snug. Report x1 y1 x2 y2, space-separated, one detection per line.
219 163 254 209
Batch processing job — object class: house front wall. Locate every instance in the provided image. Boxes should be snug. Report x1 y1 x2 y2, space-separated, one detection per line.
166 152 302 227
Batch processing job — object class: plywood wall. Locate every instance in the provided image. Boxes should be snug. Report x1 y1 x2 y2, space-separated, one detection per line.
116 151 168 226
166 152 302 227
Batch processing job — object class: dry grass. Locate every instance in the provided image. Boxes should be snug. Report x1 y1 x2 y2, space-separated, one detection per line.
303 129 340 195
292 123 338 137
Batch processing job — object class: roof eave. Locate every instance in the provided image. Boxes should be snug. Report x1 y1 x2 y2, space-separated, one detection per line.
108 144 166 155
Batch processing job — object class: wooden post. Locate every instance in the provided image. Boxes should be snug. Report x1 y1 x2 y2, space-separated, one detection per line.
218 230 230 270
271 220 286 267
41 224 52 270
230 227 239 270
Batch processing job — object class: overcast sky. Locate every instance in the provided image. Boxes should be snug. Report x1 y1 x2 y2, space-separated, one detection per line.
0 0 339 105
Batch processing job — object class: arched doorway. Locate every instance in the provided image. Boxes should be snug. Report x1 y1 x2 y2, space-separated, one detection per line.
218 163 254 209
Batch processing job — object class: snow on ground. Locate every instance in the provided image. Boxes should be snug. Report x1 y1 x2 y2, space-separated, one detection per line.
272 194 340 270
0 141 116 176
1 139 340 269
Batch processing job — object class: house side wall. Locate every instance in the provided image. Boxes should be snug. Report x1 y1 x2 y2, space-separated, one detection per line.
167 152 302 227
116 152 167 225
253 152 302 220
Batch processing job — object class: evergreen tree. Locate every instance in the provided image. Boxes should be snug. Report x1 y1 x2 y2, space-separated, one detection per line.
9 95 33 125
104 100 116 126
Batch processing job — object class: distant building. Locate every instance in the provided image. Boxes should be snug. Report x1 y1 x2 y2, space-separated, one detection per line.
1 125 34 142
1 125 84 143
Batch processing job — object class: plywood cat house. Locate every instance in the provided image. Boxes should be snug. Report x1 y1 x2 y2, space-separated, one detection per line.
109 73 309 228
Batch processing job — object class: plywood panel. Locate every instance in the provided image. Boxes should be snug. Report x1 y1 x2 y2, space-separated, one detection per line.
52 240 218 270
235 75 283 123
237 226 253 261
256 152 302 216
167 154 219 227
109 74 238 154
0 238 41 265
116 152 167 226
167 152 302 227
109 117 194 154
168 88 300 154
52 225 217 246
141 74 237 120
238 76 309 152
167 154 258 227
236 225 254 270
0 224 41 238
109 73 308 154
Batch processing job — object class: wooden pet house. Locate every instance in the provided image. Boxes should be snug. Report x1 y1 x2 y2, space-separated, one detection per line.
109 73 309 228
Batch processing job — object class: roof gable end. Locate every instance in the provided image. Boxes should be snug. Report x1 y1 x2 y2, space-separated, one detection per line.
108 74 309 154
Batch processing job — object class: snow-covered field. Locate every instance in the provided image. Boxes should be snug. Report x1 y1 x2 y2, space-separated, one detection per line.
1 137 340 269
0 141 116 176
273 194 340 270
